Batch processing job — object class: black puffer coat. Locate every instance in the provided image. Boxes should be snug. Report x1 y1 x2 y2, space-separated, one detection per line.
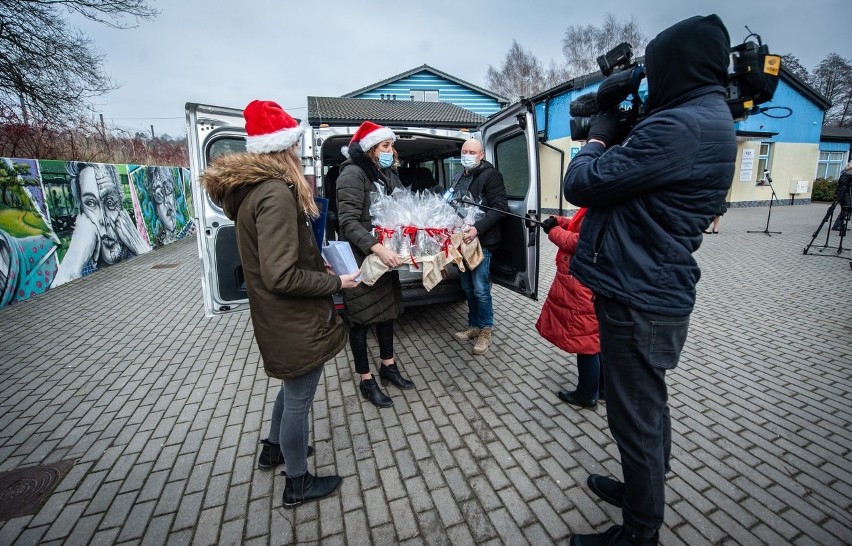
564 14 736 316
448 160 508 250
336 144 404 325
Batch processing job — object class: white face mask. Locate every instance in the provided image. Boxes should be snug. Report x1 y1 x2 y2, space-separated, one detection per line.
460 153 479 169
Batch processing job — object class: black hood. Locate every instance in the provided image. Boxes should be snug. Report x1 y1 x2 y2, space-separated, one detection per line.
644 14 730 112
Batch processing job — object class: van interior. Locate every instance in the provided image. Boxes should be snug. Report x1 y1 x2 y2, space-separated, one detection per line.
318 132 468 306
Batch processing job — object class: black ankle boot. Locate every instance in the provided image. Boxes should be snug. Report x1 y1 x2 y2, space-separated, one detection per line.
258 439 314 469
359 378 393 407
379 363 414 390
282 471 342 506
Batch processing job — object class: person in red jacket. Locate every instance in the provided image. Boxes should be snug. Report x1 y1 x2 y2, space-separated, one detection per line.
536 208 604 408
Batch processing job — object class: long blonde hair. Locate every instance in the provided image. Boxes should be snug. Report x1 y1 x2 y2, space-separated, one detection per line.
275 147 319 218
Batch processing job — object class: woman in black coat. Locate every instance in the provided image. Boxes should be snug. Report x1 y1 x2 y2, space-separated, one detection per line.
336 121 415 408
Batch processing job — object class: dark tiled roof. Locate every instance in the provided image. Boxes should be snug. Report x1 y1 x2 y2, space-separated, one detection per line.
821 126 852 141
342 64 509 104
306 96 486 128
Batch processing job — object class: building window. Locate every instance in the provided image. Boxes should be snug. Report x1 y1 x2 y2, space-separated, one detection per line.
816 151 847 180
410 90 439 102
756 142 772 185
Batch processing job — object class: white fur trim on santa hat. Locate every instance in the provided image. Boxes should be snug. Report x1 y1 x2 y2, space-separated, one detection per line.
246 124 305 154
356 126 395 153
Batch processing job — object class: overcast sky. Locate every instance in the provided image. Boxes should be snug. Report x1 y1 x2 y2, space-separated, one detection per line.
71 0 851 137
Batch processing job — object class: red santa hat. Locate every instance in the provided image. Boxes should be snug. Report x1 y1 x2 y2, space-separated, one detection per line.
341 120 396 158
243 100 304 154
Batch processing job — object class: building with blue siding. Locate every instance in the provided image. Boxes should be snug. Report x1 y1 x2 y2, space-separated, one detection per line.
343 64 508 118
819 126 852 180
530 65 831 213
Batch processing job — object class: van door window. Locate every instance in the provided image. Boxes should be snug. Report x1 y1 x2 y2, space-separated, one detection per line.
494 133 529 199
208 137 246 161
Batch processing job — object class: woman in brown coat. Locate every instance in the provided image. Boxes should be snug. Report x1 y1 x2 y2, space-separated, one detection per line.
336 121 415 408
201 100 360 506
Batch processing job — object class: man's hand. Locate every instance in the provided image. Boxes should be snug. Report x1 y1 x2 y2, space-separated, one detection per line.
541 216 558 234
588 108 620 147
463 225 478 244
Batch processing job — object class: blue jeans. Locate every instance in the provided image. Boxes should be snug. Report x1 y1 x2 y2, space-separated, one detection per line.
459 247 493 328
594 295 689 534
267 365 324 478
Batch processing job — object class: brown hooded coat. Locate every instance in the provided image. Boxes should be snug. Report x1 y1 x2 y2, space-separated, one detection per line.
200 152 346 379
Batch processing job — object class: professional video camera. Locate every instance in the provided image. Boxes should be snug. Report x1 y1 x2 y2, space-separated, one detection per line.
569 30 782 140
725 30 781 121
569 42 645 141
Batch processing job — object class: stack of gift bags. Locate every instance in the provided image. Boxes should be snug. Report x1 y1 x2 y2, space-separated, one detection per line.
360 187 485 291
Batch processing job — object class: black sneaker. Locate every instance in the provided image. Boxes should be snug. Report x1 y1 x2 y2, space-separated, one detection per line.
570 524 658 545
587 474 625 508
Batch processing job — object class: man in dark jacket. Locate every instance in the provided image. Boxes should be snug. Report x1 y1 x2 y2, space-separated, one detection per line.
563 15 736 545
451 137 508 355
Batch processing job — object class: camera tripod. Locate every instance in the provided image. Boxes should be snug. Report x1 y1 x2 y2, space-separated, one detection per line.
803 180 852 261
747 172 781 236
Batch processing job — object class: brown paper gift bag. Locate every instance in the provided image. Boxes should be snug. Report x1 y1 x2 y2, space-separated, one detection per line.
420 252 448 291
461 238 484 270
359 254 390 286
448 232 466 272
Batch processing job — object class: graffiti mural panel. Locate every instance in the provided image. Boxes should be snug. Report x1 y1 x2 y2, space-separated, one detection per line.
0 158 192 310
49 161 152 287
128 165 194 247
0 158 60 307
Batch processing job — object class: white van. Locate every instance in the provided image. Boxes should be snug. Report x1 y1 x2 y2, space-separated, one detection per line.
185 100 541 317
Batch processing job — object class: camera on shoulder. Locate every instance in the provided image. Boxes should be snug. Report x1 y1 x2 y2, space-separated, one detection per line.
569 42 645 142
569 31 782 141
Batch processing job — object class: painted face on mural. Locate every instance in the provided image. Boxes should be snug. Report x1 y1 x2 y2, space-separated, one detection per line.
0 239 10 295
79 164 126 265
151 168 176 232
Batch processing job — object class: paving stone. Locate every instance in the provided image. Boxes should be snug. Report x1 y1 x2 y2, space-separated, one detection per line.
0 207 850 544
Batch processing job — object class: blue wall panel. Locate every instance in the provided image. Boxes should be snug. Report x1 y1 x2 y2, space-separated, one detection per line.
536 78 824 146
351 71 502 117
735 80 824 143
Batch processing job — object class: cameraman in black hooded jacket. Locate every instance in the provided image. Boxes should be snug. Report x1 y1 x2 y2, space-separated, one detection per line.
563 15 736 546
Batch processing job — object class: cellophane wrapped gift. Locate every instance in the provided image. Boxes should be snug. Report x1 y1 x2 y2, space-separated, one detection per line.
368 187 485 279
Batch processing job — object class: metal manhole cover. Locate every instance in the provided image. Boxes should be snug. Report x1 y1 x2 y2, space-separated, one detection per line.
151 263 179 269
0 460 75 521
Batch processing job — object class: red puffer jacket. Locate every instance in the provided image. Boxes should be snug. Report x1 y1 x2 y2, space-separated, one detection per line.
535 208 600 355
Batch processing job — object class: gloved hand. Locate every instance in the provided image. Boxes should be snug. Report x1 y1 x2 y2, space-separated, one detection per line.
588 108 621 146
541 216 558 234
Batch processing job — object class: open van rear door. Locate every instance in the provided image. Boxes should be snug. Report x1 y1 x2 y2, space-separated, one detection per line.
479 100 540 300
186 103 249 316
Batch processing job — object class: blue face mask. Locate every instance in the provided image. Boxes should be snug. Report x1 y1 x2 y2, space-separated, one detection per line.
460 153 479 170
378 151 394 168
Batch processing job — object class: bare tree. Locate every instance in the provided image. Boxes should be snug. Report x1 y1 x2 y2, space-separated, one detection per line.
0 0 158 122
811 53 852 128
780 54 810 83
485 40 550 103
561 13 648 79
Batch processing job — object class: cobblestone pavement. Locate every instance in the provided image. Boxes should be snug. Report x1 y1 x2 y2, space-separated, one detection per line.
0 203 850 545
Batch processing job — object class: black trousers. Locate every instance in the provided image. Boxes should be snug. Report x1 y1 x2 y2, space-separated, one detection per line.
349 320 394 375
594 295 689 534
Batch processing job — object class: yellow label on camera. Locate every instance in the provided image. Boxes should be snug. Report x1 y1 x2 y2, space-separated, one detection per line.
764 55 781 76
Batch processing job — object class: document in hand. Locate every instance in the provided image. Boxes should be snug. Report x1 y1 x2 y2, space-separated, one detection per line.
321 241 361 281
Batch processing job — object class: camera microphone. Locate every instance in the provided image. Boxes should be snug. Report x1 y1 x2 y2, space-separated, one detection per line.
569 92 599 117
